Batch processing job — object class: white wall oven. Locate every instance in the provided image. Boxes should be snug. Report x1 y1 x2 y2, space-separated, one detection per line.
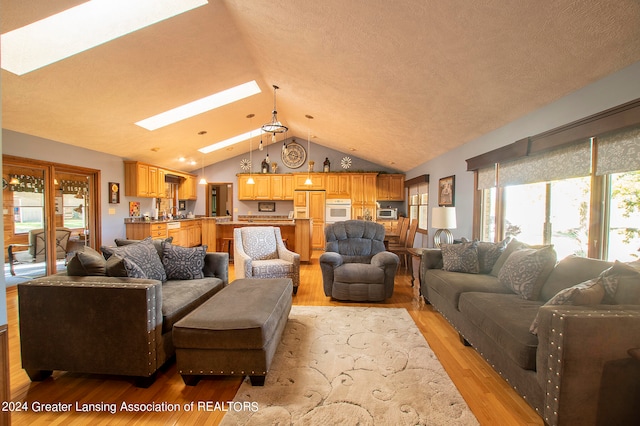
325 199 352 224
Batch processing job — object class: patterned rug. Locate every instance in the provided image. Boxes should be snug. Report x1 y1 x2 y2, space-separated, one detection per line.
221 306 478 425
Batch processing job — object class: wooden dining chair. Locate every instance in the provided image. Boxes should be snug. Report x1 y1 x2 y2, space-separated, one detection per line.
388 219 418 270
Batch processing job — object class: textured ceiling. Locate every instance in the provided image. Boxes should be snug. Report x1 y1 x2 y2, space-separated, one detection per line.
2 0 640 172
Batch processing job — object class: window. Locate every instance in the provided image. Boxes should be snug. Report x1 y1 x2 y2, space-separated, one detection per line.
475 122 640 262
606 170 640 261
13 191 45 234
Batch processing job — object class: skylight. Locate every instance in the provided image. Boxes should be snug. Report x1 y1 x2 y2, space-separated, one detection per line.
198 128 264 154
0 0 208 75
136 81 262 130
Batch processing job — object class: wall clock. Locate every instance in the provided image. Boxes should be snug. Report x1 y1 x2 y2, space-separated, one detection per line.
281 141 306 169
240 158 251 171
341 156 352 169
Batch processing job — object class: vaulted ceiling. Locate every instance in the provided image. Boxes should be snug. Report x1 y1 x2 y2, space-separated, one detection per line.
2 0 640 172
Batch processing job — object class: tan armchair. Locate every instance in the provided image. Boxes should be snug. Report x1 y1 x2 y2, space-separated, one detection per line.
8 227 72 275
234 226 300 294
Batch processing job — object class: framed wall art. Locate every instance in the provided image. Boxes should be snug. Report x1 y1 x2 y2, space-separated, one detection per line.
258 202 276 212
438 175 455 207
109 182 120 204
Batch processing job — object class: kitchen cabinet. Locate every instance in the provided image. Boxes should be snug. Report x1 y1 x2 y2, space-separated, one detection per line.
125 161 195 199
350 173 378 220
178 175 197 200
377 174 405 201
293 173 325 190
326 174 351 198
270 174 294 200
125 220 201 247
237 174 271 200
125 222 168 240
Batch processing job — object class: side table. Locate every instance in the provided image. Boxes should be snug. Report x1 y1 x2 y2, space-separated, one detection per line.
407 247 426 287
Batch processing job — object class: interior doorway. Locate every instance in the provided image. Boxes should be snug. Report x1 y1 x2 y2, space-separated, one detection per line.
206 183 233 217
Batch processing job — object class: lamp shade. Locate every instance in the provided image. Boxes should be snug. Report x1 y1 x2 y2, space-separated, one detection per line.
432 207 456 229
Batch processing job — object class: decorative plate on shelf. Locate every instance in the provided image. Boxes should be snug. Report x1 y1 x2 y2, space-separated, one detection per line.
341 156 352 169
281 141 306 169
240 158 251 171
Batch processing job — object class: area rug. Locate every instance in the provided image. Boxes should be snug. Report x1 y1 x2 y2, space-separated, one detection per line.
220 306 478 425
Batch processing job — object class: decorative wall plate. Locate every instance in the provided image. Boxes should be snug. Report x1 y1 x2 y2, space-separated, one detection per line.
341 156 352 169
281 141 306 169
240 158 251 171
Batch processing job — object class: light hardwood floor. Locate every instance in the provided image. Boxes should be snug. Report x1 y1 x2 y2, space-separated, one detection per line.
5 254 543 425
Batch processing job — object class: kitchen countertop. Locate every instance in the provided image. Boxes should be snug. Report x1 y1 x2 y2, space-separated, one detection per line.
218 221 296 226
124 217 203 224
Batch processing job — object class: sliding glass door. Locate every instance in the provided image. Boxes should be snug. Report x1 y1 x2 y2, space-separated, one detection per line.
3 156 100 278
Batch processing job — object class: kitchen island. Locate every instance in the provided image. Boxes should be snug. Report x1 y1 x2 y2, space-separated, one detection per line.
124 216 312 262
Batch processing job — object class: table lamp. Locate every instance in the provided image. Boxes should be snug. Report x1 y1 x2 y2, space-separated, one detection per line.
432 207 456 248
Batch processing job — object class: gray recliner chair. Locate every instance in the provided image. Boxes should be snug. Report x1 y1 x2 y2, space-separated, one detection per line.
320 220 399 301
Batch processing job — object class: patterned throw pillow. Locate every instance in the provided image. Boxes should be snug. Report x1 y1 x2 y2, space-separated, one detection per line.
530 277 605 334
477 239 509 274
122 257 148 279
101 237 167 282
441 242 480 274
162 243 207 280
498 246 557 300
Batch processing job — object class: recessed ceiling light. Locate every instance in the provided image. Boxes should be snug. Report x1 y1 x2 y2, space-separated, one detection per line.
135 81 261 130
198 127 263 154
1 0 208 75
178 157 186 162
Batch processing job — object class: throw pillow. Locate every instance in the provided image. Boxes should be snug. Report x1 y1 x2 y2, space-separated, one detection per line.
122 257 148 279
601 260 640 304
161 243 207 280
66 246 106 276
441 241 480 274
477 238 510 274
114 237 173 259
490 238 527 277
101 237 166 282
498 246 557 300
529 276 605 335
105 255 127 277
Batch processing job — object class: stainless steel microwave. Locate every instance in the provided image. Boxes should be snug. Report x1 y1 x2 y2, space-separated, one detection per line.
377 208 397 219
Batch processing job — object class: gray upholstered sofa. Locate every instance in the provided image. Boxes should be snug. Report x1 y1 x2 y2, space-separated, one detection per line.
18 238 228 387
320 220 399 301
420 239 640 426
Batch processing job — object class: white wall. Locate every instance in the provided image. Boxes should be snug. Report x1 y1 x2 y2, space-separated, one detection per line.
407 60 640 247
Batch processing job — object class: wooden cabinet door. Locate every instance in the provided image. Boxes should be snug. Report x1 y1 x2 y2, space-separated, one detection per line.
148 166 159 197
326 174 350 198
238 175 255 200
137 163 150 196
308 191 326 250
271 175 284 200
283 175 294 200
363 174 377 204
254 175 271 199
294 191 307 207
377 174 405 201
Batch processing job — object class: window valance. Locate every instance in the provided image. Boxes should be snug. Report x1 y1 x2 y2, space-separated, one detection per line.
498 140 591 187
596 125 640 176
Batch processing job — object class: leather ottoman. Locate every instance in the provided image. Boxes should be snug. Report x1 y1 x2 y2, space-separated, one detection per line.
173 278 292 386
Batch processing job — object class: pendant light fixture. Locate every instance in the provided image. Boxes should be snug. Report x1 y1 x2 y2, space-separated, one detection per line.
198 131 207 185
304 114 314 186
246 114 255 185
282 129 289 156
261 85 288 135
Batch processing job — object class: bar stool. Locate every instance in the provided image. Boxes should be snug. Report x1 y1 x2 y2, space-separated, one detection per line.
222 237 234 262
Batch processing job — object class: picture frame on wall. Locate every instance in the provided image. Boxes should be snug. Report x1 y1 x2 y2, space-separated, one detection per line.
438 175 455 207
258 202 276 212
109 182 120 204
